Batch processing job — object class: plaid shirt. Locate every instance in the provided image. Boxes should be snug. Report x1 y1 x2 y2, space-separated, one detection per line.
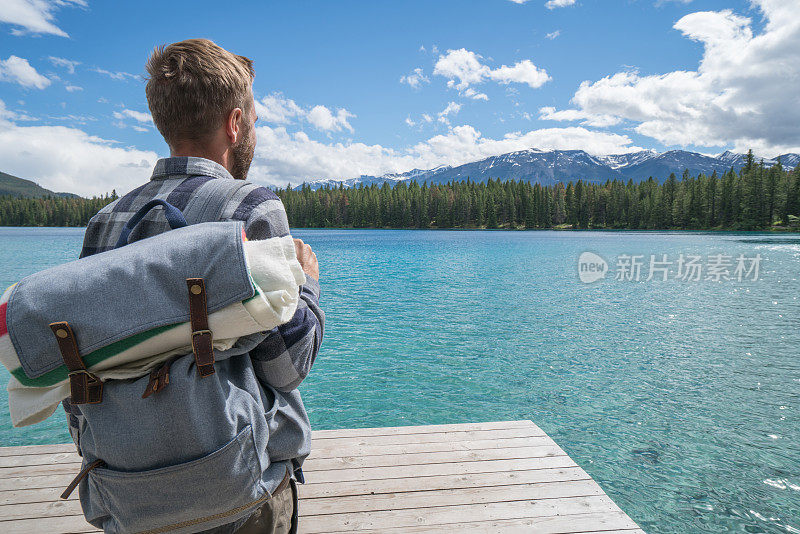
79 157 324 391
66 158 323 530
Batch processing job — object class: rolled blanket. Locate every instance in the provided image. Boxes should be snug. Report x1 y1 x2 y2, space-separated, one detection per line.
0 222 305 427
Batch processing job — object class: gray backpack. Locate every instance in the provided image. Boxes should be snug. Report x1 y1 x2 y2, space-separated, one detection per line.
7 180 291 533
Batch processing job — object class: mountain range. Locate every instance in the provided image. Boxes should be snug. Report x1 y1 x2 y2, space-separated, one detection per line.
302 149 800 190
0 171 78 198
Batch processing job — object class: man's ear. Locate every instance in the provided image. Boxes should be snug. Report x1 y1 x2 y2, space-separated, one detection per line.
225 107 243 144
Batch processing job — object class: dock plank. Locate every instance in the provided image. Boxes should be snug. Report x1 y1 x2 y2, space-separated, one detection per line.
299 495 622 533
0 466 594 505
0 456 581 492
0 420 642 533
0 435 560 469
311 420 536 438
338 513 642 534
0 444 569 479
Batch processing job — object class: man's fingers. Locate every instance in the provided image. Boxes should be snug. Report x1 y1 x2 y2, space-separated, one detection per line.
291 238 319 280
293 239 311 250
294 239 310 258
293 238 316 271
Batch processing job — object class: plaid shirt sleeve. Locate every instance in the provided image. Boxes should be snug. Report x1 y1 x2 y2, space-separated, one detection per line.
236 187 325 392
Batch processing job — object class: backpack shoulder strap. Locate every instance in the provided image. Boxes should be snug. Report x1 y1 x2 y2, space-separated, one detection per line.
183 179 250 224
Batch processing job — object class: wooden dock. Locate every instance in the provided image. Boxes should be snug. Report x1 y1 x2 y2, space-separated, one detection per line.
0 420 642 533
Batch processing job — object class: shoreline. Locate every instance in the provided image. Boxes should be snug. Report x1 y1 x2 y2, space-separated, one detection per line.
2 225 800 234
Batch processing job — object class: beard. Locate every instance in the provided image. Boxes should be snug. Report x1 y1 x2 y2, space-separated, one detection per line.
229 123 255 181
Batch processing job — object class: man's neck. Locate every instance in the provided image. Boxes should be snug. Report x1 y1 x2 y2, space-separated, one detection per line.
170 143 230 172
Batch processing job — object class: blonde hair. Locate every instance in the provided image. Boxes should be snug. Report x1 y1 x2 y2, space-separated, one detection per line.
145 38 255 147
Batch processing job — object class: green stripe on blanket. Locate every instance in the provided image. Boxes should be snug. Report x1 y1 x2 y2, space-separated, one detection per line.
10 292 262 388
11 322 180 387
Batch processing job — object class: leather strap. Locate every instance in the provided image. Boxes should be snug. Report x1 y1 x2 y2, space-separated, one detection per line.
49 321 103 404
61 459 105 500
186 278 215 377
142 359 172 398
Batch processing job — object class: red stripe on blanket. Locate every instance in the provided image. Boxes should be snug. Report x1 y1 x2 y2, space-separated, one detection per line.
0 302 7 337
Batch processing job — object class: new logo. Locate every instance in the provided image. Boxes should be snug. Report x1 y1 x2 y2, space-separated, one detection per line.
578 252 608 283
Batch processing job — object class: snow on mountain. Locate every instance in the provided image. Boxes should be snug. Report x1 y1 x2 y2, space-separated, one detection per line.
717 150 777 168
717 150 749 167
620 150 730 182
716 150 800 169
298 148 799 190
595 150 658 170
414 148 623 186
776 153 800 167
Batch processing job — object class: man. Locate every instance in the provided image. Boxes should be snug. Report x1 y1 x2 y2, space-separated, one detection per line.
67 39 324 533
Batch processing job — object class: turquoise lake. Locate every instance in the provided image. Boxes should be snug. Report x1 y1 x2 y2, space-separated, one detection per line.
0 227 798 533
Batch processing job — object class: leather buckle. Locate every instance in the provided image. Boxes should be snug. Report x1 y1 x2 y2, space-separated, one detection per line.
50 320 103 405
186 278 215 378
191 330 215 377
68 369 103 405
142 361 172 398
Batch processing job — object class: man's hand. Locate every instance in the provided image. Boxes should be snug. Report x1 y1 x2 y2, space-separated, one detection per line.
293 238 319 281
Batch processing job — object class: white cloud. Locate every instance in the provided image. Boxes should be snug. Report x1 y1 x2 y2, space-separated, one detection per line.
113 108 152 124
250 123 638 187
254 93 303 124
545 30 561 40
439 102 461 117
488 59 551 88
255 93 355 133
306 105 355 133
565 0 800 155
411 126 638 166
407 102 465 129
545 0 576 9
48 56 80 74
251 127 410 186
112 108 152 132
0 99 159 196
508 0 530 3
65 84 82 92
433 48 550 97
463 88 489 101
0 0 85 37
400 67 430 89
434 49 489 91
0 99 33 121
0 55 50 89
437 101 462 124
92 67 139 81
113 108 153 132
539 106 621 127
46 113 95 124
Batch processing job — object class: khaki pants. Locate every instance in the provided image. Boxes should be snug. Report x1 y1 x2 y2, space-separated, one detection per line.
234 478 298 534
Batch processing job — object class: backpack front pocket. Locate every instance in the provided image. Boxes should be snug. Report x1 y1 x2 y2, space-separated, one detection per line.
88 424 266 534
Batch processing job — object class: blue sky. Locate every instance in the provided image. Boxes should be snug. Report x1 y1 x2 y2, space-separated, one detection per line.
1 0 797 196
